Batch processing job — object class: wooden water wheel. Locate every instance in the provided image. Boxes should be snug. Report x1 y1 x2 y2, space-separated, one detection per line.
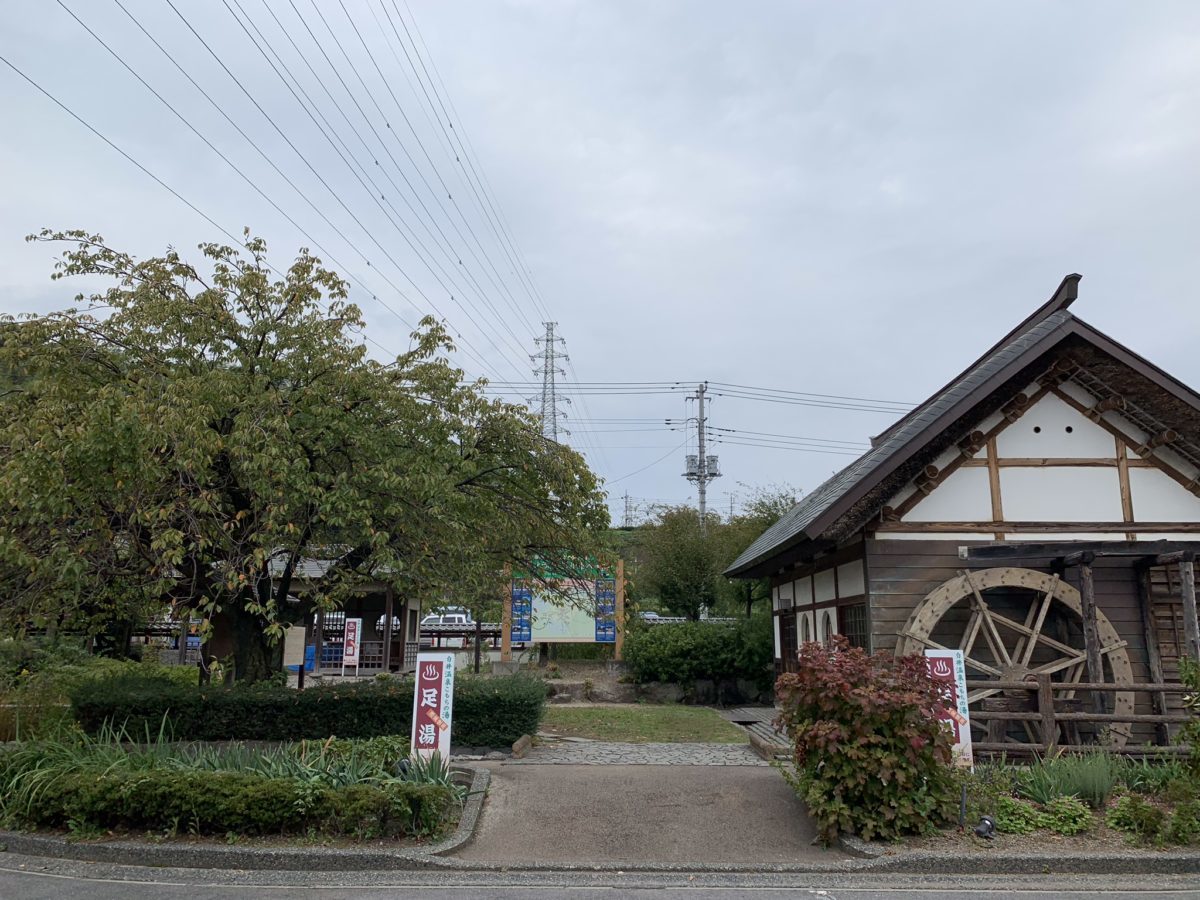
895 567 1134 747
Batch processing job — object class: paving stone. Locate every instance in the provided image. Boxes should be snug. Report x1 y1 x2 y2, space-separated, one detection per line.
505 740 768 766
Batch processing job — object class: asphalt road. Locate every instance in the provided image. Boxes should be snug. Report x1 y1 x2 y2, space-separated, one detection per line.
1 858 1198 900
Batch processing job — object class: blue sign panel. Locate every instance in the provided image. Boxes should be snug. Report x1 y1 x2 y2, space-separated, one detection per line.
510 586 532 643
594 578 617 643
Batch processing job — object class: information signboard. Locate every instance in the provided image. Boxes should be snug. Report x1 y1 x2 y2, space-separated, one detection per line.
410 652 456 760
343 618 362 669
924 649 973 768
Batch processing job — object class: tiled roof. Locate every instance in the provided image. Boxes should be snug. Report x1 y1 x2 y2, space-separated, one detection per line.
725 310 1074 576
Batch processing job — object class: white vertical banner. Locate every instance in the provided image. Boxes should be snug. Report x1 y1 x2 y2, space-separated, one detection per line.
343 618 362 674
924 649 974 769
411 652 456 760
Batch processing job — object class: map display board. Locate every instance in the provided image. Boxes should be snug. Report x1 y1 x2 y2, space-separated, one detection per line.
510 572 619 644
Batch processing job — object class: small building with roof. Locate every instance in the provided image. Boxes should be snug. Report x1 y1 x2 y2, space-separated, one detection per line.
726 275 1200 750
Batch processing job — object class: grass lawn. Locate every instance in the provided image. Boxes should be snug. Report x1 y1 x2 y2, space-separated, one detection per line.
539 705 747 743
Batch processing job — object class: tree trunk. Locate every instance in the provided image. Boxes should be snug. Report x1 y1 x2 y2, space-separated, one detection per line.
208 602 281 684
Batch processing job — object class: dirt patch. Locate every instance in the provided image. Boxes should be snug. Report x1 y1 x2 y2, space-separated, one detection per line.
893 821 1158 857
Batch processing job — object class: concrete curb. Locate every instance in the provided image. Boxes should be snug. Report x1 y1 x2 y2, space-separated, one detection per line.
0 765 490 873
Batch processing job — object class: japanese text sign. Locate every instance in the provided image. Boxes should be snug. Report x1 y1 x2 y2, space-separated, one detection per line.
343 618 362 667
924 649 974 769
410 652 456 760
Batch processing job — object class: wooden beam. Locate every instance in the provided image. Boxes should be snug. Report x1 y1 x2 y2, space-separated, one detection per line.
986 437 1004 540
501 569 513 664
1135 430 1179 455
1155 550 1197 565
382 586 394 672
313 609 324 678
1077 561 1107 714
962 540 1200 560
880 521 1200 533
615 558 626 662
1136 567 1170 745
1061 550 1096 567
1181 560 1200 661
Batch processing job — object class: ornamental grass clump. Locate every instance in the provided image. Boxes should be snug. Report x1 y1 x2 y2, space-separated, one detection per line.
776 637 957 843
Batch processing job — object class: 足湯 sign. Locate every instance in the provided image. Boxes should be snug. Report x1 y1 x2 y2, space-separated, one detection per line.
343 618 362 669
410 652 456 760
924 648 973 768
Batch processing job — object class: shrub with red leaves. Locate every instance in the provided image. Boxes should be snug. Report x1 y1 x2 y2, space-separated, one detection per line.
776 636 956 843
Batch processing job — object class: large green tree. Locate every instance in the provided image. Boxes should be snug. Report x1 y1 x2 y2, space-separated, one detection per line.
0 230 607 680
631 485 797 620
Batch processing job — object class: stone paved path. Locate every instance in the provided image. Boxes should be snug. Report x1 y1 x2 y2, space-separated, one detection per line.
508 739 767 765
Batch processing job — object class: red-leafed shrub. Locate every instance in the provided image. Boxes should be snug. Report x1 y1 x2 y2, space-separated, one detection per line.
776 637 956 843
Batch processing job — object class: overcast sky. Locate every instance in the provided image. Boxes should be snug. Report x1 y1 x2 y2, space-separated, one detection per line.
3 1 1199 525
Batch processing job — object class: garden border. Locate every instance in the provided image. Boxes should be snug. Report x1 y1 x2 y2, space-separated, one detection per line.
0 765 489 872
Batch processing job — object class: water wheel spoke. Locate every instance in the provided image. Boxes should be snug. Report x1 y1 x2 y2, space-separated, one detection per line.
1031 653 1088 678
961 570 1012 667
901 630 1002 676
1018 575 1059 668
984 608 1080 659
967 687 1001 704
1011 594 1042 667
960 609 983 658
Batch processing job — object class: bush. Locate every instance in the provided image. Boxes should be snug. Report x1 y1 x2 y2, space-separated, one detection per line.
1041 795 1093 835
776 637 957 843
68 673 545 746
992 795 1045 834
1107 794 1167 844
1119 757 1190 796
1164 799 1200 845
623 615 773 690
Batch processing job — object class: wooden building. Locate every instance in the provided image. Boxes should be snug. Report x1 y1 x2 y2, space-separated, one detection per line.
727 275 1200 749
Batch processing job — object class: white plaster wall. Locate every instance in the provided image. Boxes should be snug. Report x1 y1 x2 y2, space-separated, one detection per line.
996 393 1115 457
778 580 795 608
1006 532 1131 541
797 610 814 645
837 561 865 598
818 608 838 642
902 467 993 522
1000 467 1124 521
794 575 813 607
1129 467 1200 521
773 616 781 658
814 569 836 603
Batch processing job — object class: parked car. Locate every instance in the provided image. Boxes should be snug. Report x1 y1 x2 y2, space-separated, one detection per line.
420 610 474 647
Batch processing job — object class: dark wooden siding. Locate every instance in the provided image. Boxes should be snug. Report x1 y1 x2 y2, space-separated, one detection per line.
865 538 1162 740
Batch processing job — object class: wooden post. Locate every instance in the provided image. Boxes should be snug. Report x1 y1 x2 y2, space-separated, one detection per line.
1181 559 1200 661
382 586 394 672
313 609 324 678
1136 566 1170 745
1036 673 1057 752
1077 556 1106 714
501 570 513 664
615 559 626 662
474 618 483 674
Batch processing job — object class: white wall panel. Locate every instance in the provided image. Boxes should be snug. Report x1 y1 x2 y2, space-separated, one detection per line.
794 575 813 607
818 608 838 643
1129 467 1200 521
797 611 814 645
773 616 781 658
814 569 836 603
902 467 993 522
836 561 865 598
1000 467 1123 521
996 393 1115 457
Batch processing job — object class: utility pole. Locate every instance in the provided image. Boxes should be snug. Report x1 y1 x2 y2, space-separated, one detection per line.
622 492 635 529
683 382 720 533
529 322 569 442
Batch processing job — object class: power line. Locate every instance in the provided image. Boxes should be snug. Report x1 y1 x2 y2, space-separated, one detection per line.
0 50 399 365
607 440 689 486
165 0 515 380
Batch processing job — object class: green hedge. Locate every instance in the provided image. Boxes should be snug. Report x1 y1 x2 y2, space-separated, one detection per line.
623 616 773 688
69 674 546 745
3 766 451 838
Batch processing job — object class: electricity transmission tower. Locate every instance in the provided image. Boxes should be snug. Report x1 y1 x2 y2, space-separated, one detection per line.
622 492 635 528
529 322 570 442
683 382 720 531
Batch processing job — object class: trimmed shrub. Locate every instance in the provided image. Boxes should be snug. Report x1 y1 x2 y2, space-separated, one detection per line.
1107 794 1167 843
4 767 451 838
1040 795 1093 835
69 674 545 745
623 615 773 689
776 637 957 843
993 795 1045 835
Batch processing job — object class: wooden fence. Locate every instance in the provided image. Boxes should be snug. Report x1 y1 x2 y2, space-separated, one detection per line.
966 676 1193 756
